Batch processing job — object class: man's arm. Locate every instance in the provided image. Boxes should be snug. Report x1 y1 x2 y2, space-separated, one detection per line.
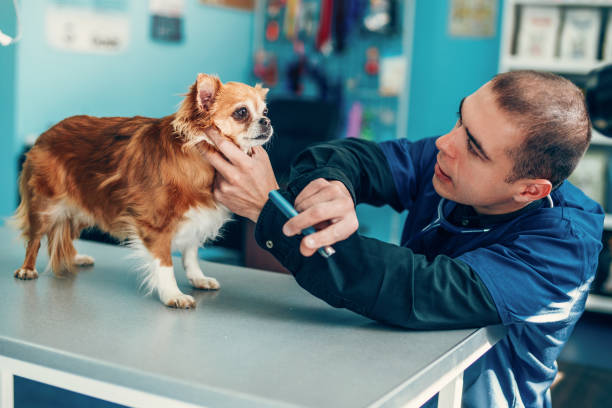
287 138 404 211
255 191 501 329
279 138 406 256
201 134 500 328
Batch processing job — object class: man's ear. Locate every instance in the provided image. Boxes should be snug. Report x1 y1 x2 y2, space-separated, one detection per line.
196 73 222 111
515 179 552 203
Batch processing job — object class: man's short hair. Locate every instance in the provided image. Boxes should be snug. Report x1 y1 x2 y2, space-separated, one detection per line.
491 70 591 189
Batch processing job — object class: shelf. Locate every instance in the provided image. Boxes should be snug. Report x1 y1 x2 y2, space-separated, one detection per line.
508 0 612 5
604 214 612 230
500 57 610 76
590 129 612 147
586 293 612 314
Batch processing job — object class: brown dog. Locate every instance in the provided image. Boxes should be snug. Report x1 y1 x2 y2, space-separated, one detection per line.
12 74 272 308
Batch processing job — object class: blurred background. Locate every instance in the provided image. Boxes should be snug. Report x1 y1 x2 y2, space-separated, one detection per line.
1 0 612 407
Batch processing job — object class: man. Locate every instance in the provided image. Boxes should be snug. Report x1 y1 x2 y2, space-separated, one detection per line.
203 70 604 407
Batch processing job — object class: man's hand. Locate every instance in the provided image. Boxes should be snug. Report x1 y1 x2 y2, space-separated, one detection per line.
282 178 359 257
202 130 279 223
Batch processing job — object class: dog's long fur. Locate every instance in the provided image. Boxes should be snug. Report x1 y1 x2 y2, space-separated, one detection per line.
12 74 271 308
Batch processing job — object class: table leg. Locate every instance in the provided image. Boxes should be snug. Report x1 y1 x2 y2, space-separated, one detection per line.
1 366 14 408
437 371 463 408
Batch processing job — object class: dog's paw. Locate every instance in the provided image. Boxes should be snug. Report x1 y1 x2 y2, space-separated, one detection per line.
73 254 95 266
189 277 220 290
14 268 38 280
165 294 196 309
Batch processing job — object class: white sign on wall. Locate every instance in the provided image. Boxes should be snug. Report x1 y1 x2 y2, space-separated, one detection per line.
379 56 406 97
149 0 185 16
45 5 130 54
449 0 497 37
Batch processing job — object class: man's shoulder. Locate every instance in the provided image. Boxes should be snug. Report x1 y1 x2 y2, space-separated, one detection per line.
378 136 439 171
379 136 438 153
551 180 604 237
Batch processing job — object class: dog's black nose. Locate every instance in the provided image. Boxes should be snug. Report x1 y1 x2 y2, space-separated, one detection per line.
259 117 270 126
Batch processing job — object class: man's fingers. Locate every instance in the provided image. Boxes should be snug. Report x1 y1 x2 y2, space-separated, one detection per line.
297 217 356 257
216 139 250 167
205 127 224 146
294 178 330 209
299 240 318 257
252 145 268 157
300 217 357 249
204 140 254 179
295 185 349 213
204 126 250 167
282 200 356 237
203 149 235 179
282 203 330 236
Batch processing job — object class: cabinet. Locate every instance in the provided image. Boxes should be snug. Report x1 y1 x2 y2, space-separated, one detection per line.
499 0 612 312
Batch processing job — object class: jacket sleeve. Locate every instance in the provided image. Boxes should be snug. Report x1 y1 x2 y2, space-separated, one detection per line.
286 138 404 211
255 190 502 330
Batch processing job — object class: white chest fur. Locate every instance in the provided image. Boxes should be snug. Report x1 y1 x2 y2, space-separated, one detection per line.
172 205 231 252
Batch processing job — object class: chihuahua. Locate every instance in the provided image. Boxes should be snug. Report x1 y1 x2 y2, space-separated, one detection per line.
12 74 272 308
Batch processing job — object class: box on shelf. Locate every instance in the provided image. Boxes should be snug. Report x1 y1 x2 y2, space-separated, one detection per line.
559 8 601 62
517 6 561 59
604 9 612 61
568 150 608 208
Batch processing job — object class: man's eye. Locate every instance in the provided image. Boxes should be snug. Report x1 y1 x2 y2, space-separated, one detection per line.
233 107 248 120
466 138 478 156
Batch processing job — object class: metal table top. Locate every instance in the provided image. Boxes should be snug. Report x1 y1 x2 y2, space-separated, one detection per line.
0 226 505 407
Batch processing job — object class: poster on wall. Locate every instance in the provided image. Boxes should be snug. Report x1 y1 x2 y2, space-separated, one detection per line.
379 56 406 97
199 0 254 10
448 0 497 37
45 1 130 54
150 0 185 43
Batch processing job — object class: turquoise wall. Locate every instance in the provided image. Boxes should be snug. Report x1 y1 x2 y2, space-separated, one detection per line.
16 1 254 141
407 0 503 140
2 0 503 231
358 0 503 243
0 1 253 217
0 1 17 218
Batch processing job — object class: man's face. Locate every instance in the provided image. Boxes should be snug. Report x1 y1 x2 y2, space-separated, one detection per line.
433 81 526 215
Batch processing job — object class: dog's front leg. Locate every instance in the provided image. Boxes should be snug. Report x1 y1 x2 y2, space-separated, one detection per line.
182 245 220 290
154 259 195 308
142 233 195 309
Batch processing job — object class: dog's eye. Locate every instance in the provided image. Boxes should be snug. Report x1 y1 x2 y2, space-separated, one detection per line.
233 107 248 120
263 108 268 116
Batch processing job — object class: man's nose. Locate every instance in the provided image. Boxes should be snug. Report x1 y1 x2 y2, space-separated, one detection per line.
435 130 457 159
259 117 270 127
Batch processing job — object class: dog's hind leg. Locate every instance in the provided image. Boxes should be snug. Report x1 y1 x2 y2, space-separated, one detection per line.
46 219 78 275
15 237 43 280
182 245 219 290
70 221 95 267
13 190 50 280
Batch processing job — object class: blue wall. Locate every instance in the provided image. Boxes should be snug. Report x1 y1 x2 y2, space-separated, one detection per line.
407 0 503 140
16 1 254 141
0 1 253 217
357 0 503 243
2 0 504 224
0 1 18 218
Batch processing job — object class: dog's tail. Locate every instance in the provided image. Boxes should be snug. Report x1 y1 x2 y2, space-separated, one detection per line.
8 171 31 240
47 220 76 275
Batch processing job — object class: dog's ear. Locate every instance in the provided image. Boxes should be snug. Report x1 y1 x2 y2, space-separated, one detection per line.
255 83 269 99
196 74 222 111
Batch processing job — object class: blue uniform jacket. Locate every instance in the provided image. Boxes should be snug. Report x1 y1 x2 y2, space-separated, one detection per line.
380 137 604 407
